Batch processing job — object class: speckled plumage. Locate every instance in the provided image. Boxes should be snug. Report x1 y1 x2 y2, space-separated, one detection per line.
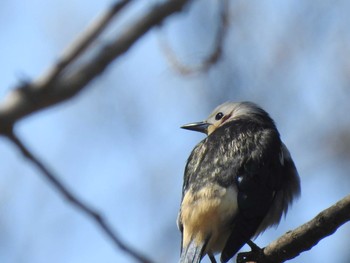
178 102 300 263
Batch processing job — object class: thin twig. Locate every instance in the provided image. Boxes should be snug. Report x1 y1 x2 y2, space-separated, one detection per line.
158 0 229 75
6 129 152 263
39 0 133 87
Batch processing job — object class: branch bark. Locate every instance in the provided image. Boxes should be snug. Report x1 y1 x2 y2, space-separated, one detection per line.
263 194 350 262
238 194 350 263
42 0 133 86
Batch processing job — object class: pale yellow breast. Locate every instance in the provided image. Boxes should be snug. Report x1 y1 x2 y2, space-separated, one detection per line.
180 185 238 253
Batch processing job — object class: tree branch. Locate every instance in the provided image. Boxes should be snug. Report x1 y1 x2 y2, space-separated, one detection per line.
238 194 350 263
5 128 152 263
0 0 192 127
41 0 133 87
159 0 229 75
264 194 350 262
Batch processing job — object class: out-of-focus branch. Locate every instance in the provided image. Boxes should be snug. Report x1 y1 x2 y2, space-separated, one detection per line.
238 194 350 263
5 129 153 263
0 0 192 128
42 0 133 87
159 0 229 75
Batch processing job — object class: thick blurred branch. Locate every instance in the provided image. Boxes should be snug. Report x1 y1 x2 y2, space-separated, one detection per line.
238 194 350 263
0 0 192 128
42 0 132 86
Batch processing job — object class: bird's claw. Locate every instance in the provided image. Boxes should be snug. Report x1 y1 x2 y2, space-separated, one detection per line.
236 240 266 263
246 240 262 252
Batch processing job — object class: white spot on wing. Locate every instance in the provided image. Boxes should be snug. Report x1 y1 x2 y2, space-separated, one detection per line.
279 148 284 165
281 142 292 161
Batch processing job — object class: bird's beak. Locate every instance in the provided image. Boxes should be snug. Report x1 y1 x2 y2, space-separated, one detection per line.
181 121 210 134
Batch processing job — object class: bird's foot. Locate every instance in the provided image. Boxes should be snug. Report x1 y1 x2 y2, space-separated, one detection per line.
208 253 217 263
236 240 267 263
246 240 262 253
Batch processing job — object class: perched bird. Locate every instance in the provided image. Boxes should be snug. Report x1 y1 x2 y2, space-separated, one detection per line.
177 101 300 263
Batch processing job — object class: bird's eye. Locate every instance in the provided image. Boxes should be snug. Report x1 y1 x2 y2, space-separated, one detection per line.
215 112 224 120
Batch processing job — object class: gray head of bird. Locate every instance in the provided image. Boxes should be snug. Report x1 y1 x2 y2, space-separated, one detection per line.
181 101 267 136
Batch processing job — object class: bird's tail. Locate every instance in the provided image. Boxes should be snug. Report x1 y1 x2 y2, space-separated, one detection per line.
179 238 207 263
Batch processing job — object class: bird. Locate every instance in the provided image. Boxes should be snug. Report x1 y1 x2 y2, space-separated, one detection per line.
177 101 300 263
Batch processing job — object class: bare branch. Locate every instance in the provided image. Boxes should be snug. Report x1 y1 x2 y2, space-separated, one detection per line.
5 128 152 263
159 0 229 75
238 194 350 263
264 194 350 262
0 0 192 126
41 0 133 87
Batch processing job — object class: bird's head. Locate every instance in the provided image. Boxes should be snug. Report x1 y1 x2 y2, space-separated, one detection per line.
181 101 270 136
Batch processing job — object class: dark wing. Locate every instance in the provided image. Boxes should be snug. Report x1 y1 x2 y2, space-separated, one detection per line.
256 143 300 234
181 140 208 198
220 128 283 263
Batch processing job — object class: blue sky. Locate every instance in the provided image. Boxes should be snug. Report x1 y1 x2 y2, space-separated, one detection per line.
1 0 350 262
